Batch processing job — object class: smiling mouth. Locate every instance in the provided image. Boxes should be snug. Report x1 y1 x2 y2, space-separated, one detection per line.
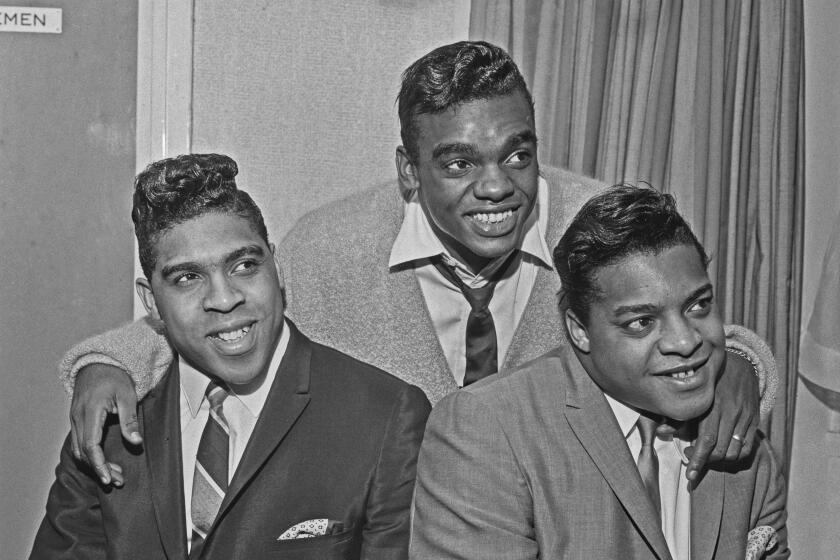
210 323 253 342
669 368 697 381
469 209 514 224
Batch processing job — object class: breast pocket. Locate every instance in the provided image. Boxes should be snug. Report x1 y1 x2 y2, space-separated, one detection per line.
266 528 359 559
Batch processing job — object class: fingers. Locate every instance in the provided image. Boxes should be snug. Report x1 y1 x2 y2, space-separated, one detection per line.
686 405 720 482
116 392 142 446
84 407 110 484
67 364 139 486
741 423 758 457
711 406 741 462
107 463 124 487
70 404 83 462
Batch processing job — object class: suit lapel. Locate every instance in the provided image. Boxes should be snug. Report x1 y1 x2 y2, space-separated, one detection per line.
562 353 673 560
216 321 312 520
142 361 189 559
689 466 725 560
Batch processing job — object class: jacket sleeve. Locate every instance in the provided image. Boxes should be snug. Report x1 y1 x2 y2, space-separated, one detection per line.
410 391 537 560
29 434 107 560
724 324 778 420
750 437 790 559
57 317 173 400
361 384 430 560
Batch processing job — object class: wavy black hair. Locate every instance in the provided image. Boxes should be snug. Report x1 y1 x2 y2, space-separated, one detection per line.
132 153 268 278
553 184 708 324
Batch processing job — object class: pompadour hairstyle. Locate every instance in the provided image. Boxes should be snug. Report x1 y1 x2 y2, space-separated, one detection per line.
397 40 534 162
132 153 269 279
552 184 709 324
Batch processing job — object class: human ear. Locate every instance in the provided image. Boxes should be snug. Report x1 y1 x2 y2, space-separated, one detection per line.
395 146 420 192
565 309 591 353
269 243 285 290
135 278 160 320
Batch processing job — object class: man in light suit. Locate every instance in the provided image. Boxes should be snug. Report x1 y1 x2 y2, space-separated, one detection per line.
410 185 788 559
31 154 430 559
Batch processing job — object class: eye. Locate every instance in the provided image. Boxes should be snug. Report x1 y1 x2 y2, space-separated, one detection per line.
688 296 713 315
505 150 532 168
443 159 473 175
232 260 259 274
174 272 200 286
623 317 654 333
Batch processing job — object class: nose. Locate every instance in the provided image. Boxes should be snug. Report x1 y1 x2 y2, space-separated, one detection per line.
473 165 515 202
202 274 244 313
658 317 702 357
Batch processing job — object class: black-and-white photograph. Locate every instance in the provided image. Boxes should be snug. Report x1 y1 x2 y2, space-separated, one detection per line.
2 1 834 558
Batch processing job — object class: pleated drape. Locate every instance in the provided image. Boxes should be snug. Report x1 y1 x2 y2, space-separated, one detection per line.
470 0 804 468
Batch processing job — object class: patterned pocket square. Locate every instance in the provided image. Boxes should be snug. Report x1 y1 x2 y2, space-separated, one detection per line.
278 519 345 540
745 525 778 560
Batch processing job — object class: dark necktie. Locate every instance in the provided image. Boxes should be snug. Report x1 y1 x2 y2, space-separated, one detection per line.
190 382 229 556
434 255 512 386
636 414 661 518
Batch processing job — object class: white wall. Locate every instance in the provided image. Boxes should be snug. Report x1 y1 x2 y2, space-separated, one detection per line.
787 1 840 557
190 0 471 244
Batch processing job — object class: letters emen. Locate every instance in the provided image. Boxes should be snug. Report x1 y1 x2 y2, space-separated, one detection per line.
0 11 47 26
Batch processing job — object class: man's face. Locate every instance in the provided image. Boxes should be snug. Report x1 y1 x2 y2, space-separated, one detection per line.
566 244 725 421
397 91 539 273
136 212 285 387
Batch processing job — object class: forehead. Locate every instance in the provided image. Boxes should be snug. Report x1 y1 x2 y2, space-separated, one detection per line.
152 213 267 271
590 245 710 312
414 92 535 154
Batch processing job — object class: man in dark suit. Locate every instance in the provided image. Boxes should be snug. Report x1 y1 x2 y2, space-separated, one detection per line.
411 185 787 559
31 154 430 559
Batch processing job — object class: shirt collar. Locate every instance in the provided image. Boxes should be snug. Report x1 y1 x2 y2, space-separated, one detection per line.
181 318 291 418
604 393 641 438
604 393 691 463
388 175 553 273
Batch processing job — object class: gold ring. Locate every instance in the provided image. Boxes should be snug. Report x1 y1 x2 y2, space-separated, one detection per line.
731 434 744 442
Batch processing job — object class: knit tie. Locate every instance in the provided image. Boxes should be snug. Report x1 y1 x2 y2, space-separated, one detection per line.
190 382 229 556
636 414 661 518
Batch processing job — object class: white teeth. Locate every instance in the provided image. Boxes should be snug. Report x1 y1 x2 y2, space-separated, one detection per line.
216 325 250 342
670 369 696 380
472 210 514 224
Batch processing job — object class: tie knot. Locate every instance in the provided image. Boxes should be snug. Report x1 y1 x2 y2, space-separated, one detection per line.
205 381 229 410
433 259 498 311
461 282 495 311
636 414 660 447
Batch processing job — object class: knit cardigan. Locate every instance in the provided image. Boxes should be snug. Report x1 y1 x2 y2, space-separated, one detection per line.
59 167 776 411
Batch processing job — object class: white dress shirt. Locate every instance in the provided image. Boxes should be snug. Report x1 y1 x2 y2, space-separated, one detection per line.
179 319 290 549
605 394 692 560
388 177 553 386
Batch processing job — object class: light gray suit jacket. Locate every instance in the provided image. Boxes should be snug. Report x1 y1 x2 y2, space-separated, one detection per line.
410 345 789 559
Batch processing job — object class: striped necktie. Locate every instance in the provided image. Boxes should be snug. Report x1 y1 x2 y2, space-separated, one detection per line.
190 381 229 553
636 414 661 518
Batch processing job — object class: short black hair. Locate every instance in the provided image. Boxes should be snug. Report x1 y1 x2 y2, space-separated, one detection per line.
397 40 534 162
553 184 708 324
132 153 269 278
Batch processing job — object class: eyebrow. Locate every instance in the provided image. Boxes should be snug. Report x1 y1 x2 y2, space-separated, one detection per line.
432 142 478 160
430 129 537 161
611 282 713 316
505 130 537 149
160 244 266 278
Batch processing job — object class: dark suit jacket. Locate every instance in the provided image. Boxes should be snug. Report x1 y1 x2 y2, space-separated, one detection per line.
32 321 431 560
410 344 789 559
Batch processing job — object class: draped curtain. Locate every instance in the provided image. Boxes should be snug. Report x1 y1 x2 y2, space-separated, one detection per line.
470 0 804 467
